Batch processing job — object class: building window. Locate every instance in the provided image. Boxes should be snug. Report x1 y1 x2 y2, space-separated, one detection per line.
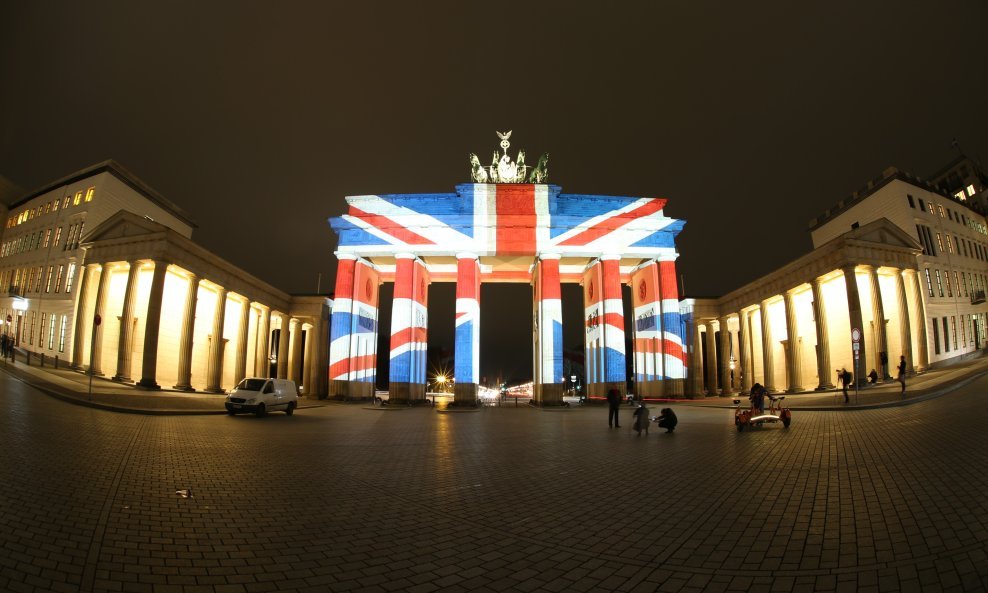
39 313 46 346
72 191 82 206
75 222 84 248
28 311 35 345
924 269 934 297
954 236 960 253
954 271 960 297
936 233 944 253
935 270 944 297
84 187 95 202
937 204 945 218
907 194 915 208
54 227 62 246
47 314 56 350
62 196 70 210
945 272 952 297
943 317 950 352
927 202 935 215
951 317 958 350
962 272 968 296
45 266 53 293
54 265 64 293
34 266 43 292
961 315 967 346
945 234 953 254
43 228 51 248
967 184 976 196
58 316 67 352
65 263 76 293
933 319 941 354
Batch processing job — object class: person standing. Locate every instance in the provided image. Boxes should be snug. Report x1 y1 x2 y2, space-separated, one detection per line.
897 355 907 395
606 388 621 428
840 367 850 403
632 402 650 435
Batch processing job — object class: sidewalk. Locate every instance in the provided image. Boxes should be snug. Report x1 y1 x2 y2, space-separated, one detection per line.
682 352 988 410
2 349 987 414
0 353 330 415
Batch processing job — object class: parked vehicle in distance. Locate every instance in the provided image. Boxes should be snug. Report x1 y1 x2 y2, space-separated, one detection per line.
225 378 298 417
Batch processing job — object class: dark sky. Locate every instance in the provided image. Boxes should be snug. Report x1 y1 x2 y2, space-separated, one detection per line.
3 2 987 382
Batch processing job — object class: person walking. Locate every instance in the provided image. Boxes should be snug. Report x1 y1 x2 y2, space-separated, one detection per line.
897 355 907 395
840 367 850 403
606 388 622 428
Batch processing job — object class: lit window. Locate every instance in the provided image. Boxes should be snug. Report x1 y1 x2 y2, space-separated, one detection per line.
967 184 976 196
954 271 960 296
927 202 935 215
44 203 50 214
54 265 64 293
43 229 51 248
58 316 67 352
945 272 952 297
946 234 953 253
62 197 70 209
925 269 934 297
39 313 46 346
935 270 943 297
27 268 34 292
45 266 53 293
65 264 76 293
75 222 85 248
84 187 94 202
28 311 35 345
938 204 945 217
951 317 957 350
962 272 968 296
72 191 82 206
936 233 944 252
955 191 966 201
54 227 62 246
52 199 59 212
48 314 56 350
961 315 967 345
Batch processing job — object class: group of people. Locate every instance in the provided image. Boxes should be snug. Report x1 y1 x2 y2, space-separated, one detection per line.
606 388 677 434
836 353 907 403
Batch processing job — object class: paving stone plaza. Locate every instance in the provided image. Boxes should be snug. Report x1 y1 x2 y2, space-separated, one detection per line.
0 362 986 593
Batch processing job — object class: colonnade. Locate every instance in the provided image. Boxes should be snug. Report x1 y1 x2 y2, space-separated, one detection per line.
691 264 928 396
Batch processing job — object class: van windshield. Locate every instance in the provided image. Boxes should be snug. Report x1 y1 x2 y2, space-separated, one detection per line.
236 378 267 391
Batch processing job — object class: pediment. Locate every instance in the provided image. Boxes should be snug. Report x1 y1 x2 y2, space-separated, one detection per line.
81 210 169 244
844 218 921 250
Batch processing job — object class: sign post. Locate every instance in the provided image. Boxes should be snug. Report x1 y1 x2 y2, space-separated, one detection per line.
88 314 101 401
851 328 861 404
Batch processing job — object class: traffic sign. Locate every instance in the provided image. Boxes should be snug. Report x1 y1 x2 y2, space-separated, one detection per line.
851 328 861 342
852 342 860 352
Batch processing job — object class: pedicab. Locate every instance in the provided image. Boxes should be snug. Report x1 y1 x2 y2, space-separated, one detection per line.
734 393 791 431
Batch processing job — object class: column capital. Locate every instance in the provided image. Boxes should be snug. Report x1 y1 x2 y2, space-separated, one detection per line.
335 252 358 261
537 252 561 260
599 253 621 261
456 252 480 260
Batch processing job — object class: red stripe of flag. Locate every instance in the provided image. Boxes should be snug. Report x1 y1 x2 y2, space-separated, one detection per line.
349 206 434 245
495 185 536 255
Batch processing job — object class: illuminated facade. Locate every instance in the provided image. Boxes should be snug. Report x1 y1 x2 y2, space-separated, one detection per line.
0 162 330 395
328 134 686 404
690 166 988 396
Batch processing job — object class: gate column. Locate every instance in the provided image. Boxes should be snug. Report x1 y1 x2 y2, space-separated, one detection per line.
658 258 685 396
454 253 480 406
533 254 563 405
389 254 429 403
329 254 380 400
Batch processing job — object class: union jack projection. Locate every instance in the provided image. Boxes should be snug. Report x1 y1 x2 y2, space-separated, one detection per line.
328 183 686 400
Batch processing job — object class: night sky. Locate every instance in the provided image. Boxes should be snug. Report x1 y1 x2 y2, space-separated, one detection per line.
3 2 987 383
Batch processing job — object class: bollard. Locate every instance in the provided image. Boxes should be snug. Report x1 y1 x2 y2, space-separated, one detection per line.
26 351 31 366
41 353 45 367
55 355 59 369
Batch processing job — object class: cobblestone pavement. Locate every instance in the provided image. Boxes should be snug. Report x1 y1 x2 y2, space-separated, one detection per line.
0 372 986 593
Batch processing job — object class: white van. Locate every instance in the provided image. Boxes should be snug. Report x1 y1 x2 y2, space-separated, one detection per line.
225 378 298 417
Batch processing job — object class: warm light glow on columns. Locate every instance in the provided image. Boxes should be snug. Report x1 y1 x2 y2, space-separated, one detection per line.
288 318 303 384
533 253 563 405
894 269 914 373
738 310 753 393
255 306 271 378
173 273 201 391
276 312 290 380
234 298 251 385
137 261 167 389
704 322 717 395
908 270 929 370
843 265 866 386
205 287 228 393
687 319 703 396
759 299 775 391
810 277 834 390
112 260 141 382
89 264 110 376
301 321 316 394
389 253 429 402
783 289 803 392
717 316 733 395
454 253 481 405
866 266 888 377
71 264 94 368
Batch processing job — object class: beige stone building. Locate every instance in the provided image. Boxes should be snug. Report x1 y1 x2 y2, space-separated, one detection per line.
688 166 988 396
0 161 330 395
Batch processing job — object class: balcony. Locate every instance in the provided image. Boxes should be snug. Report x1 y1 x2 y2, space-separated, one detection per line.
972 290 986 305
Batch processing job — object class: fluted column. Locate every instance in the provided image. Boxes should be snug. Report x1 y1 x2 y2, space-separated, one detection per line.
89 265 110 376
687 319 704 397
759 299 775 391
137 261 167 389
844 265 866 387
867 266 888 378
255 306 271 377
783 289 803 392
738 310 753 393
112 261 141 382
302 322 316 395
456 253 482 405
289 318 304 383
704 322 717 395
205 287 228 393
173 274 201 391
717 316 733 395
276 313 290 379
894 269 914 373
234 299 250 385
909 270 929 370
71 264 94 368
810 277 834 390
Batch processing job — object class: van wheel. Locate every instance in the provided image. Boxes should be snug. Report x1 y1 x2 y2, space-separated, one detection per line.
255 403 266 418
285 402 296 416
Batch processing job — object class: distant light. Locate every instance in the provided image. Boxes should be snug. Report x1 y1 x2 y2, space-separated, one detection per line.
11 298 28 311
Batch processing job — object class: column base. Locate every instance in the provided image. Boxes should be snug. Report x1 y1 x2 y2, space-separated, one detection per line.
636 380 665 398
587 381 626 400
172 383 196 392
111 375 132 383
814 383 835 391
389 382 426 404
452 383 478 406
329 380 374 400
534 383 564 406
136 379 161 390
203 387 225 394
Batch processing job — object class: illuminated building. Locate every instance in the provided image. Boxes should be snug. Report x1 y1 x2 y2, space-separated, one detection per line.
689 164 988 396
0 161 330 395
